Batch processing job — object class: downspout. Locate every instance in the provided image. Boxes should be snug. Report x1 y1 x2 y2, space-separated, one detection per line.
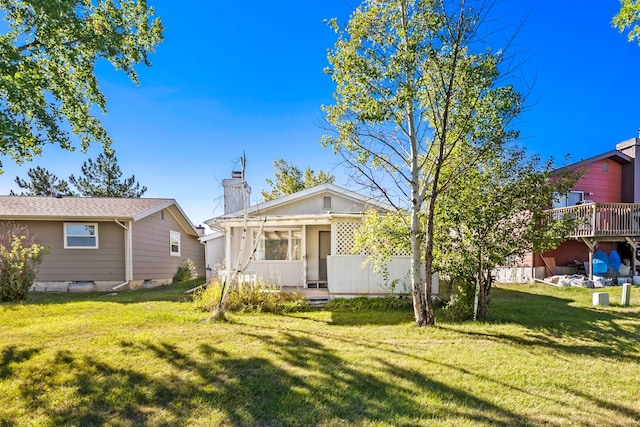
113 219 133 290
202 236 210 280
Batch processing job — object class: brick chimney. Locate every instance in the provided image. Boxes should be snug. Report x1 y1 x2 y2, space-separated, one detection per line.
222 171 251 214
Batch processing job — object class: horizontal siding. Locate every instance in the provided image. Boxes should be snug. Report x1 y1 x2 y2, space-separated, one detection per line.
132 210 204 280
17 220 125 282
540 240 616 267
574 160 622 203
263 192 372 215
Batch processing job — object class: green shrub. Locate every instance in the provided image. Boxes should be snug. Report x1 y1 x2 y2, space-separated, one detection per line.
325 296 413 311
0 222 47 302
441 280 475 321
173 259 198 283
193 280 309 314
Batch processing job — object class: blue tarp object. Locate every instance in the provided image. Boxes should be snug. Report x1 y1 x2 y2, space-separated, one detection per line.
593 250 609 274
608 250 622 272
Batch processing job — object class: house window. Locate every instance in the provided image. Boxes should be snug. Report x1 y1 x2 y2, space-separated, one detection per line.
64 223 98 249
553 191 584 208
170 230 181 256
255 229 302 261
323 196 332 210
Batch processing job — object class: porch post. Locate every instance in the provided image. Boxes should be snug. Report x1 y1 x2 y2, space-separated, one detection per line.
225 225 232 272
302 224 307 287
581 237 595 280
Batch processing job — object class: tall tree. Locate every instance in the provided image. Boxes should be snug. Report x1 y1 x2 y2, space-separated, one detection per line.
261 158 335 201
0 0 163 173
613 0 640 44
69 150 147 197
435 147 578 320
322 0 522 326
12 166 73 196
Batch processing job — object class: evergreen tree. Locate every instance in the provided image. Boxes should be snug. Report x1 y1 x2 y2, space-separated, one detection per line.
69 151 147 198
12 166 73 196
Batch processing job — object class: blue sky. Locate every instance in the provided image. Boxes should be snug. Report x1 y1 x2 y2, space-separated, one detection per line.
1 0 639 227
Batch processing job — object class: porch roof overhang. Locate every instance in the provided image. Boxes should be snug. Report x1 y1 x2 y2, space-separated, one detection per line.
213 212 365 228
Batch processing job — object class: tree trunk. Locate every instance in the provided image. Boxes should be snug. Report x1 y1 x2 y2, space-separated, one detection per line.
410 191 428 326
477 268 493 320
423 227 436 326
422 199 437 326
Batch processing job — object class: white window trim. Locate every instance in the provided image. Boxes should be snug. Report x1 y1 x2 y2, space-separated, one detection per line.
170 230 181 256
553 190 584 209
253 228 302 261
64 222 99 249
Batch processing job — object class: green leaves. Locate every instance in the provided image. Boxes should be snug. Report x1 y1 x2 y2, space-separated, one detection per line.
0 0 164 172
613 0 640 45
323 0 524 325
0 221 47 302
261 159 335 202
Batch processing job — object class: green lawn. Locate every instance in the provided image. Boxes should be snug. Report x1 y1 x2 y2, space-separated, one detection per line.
1 283 639 426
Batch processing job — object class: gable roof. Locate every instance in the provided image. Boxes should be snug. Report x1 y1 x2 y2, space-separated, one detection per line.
209 182 394 223
555 149 633 173
0 196 200 236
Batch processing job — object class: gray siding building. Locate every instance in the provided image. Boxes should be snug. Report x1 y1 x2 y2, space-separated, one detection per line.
0 196 205 291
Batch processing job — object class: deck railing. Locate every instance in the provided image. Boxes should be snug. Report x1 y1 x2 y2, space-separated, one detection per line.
545 203 640 238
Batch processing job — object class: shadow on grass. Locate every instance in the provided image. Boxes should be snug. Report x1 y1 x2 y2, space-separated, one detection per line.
445 287 640 361
2 334 530 426
238 330 531 426
0 346 40 379
327 308 414 326
20 281 201 305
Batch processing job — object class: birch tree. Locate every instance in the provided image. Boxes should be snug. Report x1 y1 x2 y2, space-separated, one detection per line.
211 155 265 321
322 0 522 326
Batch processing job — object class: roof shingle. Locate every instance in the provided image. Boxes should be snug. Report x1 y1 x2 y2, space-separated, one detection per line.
0 196 175 220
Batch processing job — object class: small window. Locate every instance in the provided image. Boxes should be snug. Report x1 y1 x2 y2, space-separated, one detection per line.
552 190 584 208
323 196 332 210
602 162 609 172
170 230 181 256
64 223 98 249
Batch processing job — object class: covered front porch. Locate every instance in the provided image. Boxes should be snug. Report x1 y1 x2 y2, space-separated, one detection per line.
219 216 413 296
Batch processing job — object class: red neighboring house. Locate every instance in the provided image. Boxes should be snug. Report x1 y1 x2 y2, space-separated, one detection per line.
534 137 640 279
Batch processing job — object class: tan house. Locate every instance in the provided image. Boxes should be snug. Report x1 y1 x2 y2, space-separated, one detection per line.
0 196 205 292
204 175 427 298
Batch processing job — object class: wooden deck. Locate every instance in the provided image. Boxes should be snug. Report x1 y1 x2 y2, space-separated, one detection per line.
545 203 640 240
